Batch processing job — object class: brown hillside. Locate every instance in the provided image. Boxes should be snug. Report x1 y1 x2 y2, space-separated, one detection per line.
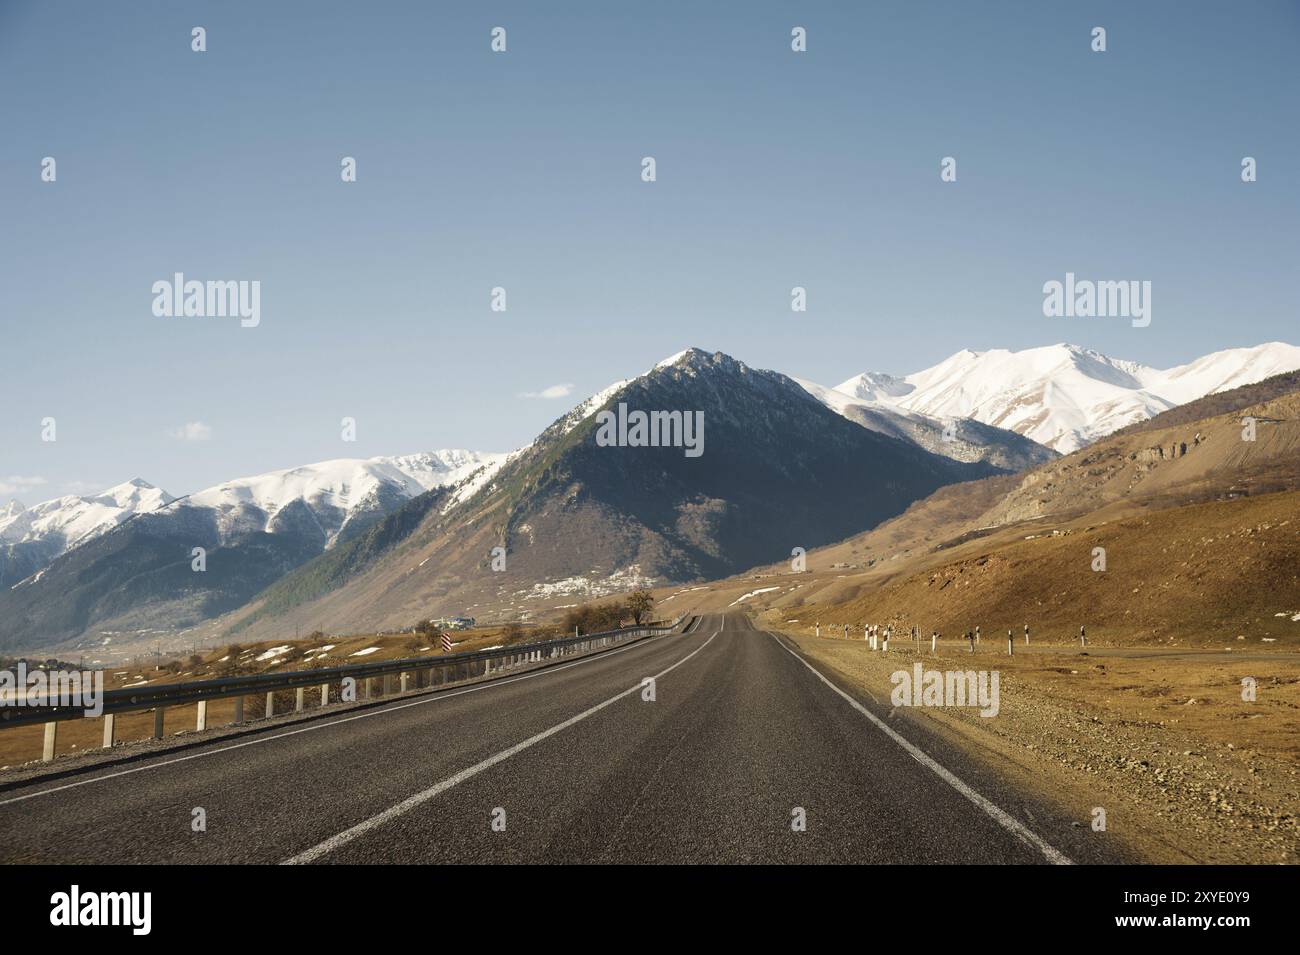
666 384 1300 625
796 490 1300 647
978 389 1300 527
1114 368 1300 437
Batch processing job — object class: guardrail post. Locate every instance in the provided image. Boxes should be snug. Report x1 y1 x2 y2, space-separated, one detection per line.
232 695 244 723
400 672 409 693
320 683 329 707
365 677 373 699
153 707 165 739
265 692 274 718
295 687 305 712
42 721 57 761
196 700 208 731
101 713 115 749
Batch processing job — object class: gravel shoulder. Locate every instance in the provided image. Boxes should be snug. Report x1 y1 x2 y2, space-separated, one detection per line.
768 617 1299 864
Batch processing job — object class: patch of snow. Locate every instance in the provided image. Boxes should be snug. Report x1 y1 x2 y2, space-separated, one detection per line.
728 586 781 607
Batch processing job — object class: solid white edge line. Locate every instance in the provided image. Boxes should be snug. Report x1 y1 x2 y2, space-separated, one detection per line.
281 628 720 864
0 625 694 808
768 630 1074 866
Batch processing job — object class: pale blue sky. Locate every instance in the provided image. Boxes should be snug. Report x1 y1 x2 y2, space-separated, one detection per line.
2 1 1297 500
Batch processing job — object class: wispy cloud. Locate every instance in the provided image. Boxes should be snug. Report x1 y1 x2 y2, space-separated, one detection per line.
169 421 213 442
0 475 47 497
519 383 575 400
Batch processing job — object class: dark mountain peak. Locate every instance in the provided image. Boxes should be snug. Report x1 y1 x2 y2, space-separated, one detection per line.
650 347 765 381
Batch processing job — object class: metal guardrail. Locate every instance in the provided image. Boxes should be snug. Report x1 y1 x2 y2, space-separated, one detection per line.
2 615 691 761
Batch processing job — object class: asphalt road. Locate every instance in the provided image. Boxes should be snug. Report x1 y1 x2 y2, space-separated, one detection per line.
0 614 1113 864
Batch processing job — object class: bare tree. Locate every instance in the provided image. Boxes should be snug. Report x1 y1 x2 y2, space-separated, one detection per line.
626 589 655 625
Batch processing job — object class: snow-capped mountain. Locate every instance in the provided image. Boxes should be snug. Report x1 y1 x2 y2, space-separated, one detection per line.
0 452 505 593
835 342 1300 453
0 479 176 588
6 341 1297 653
182 450 507 547
0 478 174 549
1141 343 1300 404
220 347 996 644
793 376 1056 471
0 449 510 651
